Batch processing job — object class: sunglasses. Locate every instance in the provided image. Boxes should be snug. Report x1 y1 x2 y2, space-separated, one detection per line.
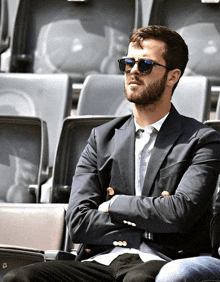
118 58 172 75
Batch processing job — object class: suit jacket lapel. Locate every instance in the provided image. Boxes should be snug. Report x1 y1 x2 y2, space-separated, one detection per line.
142 105 184 196
114 116 136 195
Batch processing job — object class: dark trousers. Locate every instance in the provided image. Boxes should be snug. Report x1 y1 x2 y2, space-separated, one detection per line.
3 254 167 282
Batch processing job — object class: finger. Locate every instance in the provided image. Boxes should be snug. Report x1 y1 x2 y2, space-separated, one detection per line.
161 191 170 197
107 187 115 196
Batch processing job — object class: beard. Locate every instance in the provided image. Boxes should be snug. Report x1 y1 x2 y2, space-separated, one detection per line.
124 72 168 106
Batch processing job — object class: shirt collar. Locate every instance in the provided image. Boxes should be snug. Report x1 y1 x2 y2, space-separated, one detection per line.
134 112 169 133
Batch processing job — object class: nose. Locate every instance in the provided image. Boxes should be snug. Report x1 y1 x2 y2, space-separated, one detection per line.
130 61 140 74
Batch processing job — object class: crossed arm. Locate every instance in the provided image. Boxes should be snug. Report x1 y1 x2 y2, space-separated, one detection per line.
98 189 170 213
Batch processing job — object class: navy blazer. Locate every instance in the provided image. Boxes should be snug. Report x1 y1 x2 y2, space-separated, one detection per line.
66 105 220 260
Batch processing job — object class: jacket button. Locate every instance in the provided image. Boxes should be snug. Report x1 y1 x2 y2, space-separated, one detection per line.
113 241 127 246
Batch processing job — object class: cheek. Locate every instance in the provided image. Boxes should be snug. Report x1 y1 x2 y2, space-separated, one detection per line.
124 77 130 91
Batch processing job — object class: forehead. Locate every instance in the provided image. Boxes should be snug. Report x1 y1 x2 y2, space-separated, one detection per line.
127 39 166 61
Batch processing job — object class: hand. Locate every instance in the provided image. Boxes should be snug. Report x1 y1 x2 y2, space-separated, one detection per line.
161 191 170 197
98 200 111 213
107 187 115 196
98 187 115 212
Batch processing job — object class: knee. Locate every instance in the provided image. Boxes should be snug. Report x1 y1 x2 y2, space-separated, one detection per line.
3 268 30 282
123 269 154 282
156 256 220 282
156 260 186 282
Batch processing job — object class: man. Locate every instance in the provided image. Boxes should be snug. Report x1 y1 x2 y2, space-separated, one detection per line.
4 25 220 282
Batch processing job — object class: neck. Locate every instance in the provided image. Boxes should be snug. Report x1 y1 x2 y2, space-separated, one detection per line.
133 102 171 128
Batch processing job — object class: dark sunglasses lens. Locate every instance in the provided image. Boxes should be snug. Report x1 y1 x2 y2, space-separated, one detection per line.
119 59 135 73
139 60 153 74
118 59 153 74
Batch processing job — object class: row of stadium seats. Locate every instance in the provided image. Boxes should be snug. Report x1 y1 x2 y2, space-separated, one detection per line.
1 0 220 98
0 73 214 204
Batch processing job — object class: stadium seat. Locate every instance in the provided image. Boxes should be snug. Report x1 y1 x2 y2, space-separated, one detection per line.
3 0 135 82
77 74 211 122
0 73 72 167
0 116 48 203
149 0 220 89
172 76 211 122
0 203 73 280
77 74 132 116
49 116 114 203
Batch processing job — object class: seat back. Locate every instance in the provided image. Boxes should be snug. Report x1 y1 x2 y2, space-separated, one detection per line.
172 76 211 122
149 0 220 87
77 74 211 122
51 116 114 203
0 203 67 279
0 116 48 203
4 0 136 82
0 204 66 250
0 73 72 166
77 74 133 116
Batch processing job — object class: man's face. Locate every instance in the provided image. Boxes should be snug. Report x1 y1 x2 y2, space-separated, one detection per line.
124 39 169 106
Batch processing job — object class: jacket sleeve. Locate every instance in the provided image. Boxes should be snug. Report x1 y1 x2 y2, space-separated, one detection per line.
66 128 142 248
109 129 220 234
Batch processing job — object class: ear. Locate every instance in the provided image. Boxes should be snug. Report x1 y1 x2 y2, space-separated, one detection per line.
166 69 181 88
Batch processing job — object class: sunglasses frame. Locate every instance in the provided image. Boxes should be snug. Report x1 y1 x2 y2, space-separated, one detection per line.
118 58 172 75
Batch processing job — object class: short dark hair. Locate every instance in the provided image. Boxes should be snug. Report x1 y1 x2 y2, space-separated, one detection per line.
129 25 189 91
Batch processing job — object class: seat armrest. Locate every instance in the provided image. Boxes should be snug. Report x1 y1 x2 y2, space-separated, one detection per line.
44 250 76 261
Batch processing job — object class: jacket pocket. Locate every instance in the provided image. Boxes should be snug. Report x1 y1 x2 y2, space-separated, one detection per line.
154 161 190 195
159 160 189 179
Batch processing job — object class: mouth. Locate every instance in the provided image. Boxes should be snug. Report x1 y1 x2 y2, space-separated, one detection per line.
129 80 141 85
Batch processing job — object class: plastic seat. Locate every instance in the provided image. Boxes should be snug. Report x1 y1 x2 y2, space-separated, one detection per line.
148 0 220 90
0 203 72 280
0 116 48 203
77 74 211 122
50 116 114 203
0 73 72 167
2 0 135 82
172 76 211 122
77 74 133 116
